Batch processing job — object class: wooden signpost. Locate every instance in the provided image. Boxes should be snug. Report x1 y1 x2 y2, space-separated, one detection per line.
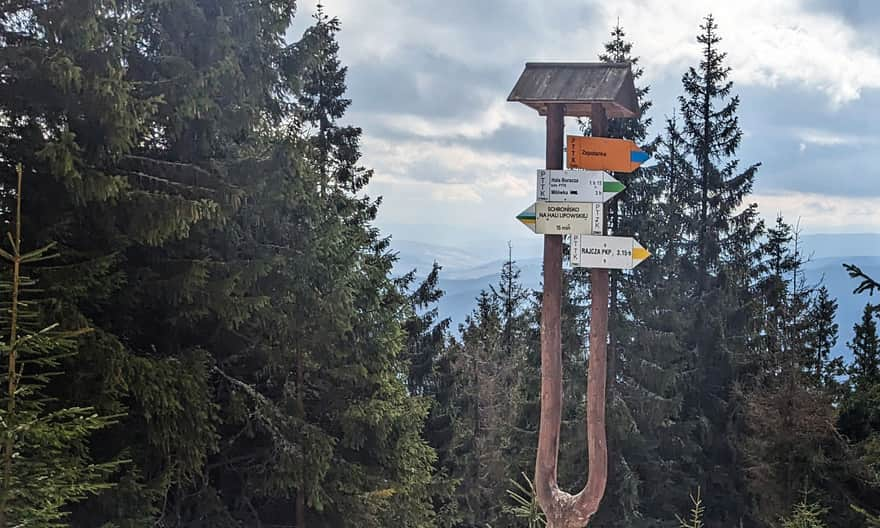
536 169 625 203
567 135 649 173
508 62 649 528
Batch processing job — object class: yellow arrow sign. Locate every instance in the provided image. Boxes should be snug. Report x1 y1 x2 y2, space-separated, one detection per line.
570 235 650 269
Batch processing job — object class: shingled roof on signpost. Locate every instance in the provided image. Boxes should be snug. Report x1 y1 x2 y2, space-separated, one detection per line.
507 62 640 118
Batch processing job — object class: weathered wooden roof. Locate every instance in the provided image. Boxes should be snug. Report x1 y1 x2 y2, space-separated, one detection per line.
507 62 640 118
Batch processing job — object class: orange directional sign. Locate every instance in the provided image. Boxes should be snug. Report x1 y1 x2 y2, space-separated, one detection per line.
567 135 649 173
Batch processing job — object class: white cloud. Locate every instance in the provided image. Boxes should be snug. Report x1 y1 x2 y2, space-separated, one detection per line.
360 99 536 140
753 191 880 232
430 184 483 203
794 127 877 146
597 1 880 105
602 0 880 105
361 135 540 200
311 1 880 107
303 1 558 67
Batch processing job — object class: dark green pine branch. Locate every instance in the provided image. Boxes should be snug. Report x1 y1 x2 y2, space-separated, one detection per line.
845 263 880 295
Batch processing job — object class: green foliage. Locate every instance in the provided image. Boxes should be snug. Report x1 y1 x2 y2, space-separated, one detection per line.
0 165 118 527
838 302 880 527
845 264 880 296
848 304 880 392
734 216 855 524
441 251 542 527
676 489 705 528
4 4 880 528
852 505 880 527
668 14 762 523
401 263 460 526
581 23 658 526
781 494 828 528
805 287 844 391
1 1 439 526
448 290 512 524
294 4 370 192
505 473 545 528
679 14 759 279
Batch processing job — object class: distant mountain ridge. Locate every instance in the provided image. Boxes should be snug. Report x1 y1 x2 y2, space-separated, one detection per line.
391 233 880 361
798 233 880 259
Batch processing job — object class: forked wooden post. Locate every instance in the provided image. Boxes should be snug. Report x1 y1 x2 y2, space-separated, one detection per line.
533 105 611 528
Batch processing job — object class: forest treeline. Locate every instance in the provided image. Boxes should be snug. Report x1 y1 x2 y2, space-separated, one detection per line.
0 2 877 527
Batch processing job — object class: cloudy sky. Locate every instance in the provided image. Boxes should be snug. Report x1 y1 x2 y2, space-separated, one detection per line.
289 0 880 258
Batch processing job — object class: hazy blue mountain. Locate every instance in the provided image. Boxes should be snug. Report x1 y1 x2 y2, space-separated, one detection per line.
799 233 880 259
391 233 880 361
390 239 492 276
434 258 542 329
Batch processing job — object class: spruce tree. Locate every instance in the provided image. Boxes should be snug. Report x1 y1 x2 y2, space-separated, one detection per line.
679 14 759 288
450 254 539 527
839 286 880 527
675 15 760 524
0 166 118 527
401 263 451 398
400 263 460 526
295 3 369 192
507 283 543 515
491 244 533 361
614 114 700 527
739 217 845 525
848 304 880 393
450 291 509 526
212 8 438 527
0 1 241 523
581 24 656 525
1 2 439 526
781 494 829 528
805 287 843 391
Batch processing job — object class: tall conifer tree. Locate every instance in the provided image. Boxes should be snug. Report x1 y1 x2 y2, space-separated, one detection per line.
585 25 656 524
238 7 439 526
1 1 439 526
676 15 760 524
450 253 538 527
0 1 249 523
805 287 843 391
679 15 759 288
400 263 460 526
0 167 118 527
739 217 847 525
450 291 510 526
849 305 880 393
838 303 880 526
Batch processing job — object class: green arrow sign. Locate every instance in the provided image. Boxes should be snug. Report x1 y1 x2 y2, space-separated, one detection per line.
536 170 625 203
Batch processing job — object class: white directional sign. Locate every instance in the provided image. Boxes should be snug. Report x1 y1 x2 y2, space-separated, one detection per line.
517 202 604 235
570 235 650 269
536 170 625 203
